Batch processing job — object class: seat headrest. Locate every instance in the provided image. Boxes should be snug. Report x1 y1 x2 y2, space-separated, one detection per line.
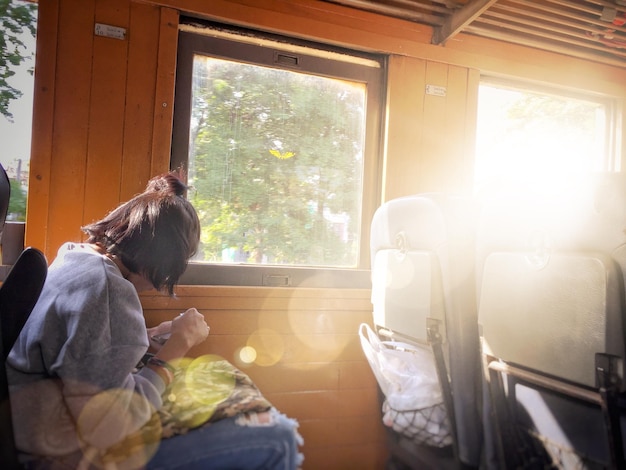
370 193 476 259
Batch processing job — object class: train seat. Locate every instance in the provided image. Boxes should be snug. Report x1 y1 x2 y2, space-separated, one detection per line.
477 174 626 469
369 193 482 469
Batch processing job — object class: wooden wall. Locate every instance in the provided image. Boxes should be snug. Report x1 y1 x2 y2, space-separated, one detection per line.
384 57 479 199
24 0 626 468
140 286 385 468
27 0 176 254
28 0 626 255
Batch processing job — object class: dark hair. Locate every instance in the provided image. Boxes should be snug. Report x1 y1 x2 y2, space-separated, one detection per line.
82 172 200 295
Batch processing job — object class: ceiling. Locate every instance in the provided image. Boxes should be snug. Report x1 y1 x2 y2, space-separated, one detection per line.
322 0 626 67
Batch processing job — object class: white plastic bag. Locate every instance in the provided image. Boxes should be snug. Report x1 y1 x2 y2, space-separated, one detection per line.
359 323 452 447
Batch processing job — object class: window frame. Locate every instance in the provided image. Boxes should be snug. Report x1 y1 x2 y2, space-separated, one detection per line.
171 20 386 288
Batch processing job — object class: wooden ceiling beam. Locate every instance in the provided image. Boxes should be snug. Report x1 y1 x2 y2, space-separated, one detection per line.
507 0 626 32
432 0 500 44
465 24 626 65
474 16 626 57
490 3 626 42
323 0 443 25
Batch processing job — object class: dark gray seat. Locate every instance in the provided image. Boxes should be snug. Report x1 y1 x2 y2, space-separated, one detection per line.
477 174 626 469
369 193 482 469
0 247 48 469
0 163 10 242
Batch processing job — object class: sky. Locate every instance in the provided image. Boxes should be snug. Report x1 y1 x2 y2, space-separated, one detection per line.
0 22 36 179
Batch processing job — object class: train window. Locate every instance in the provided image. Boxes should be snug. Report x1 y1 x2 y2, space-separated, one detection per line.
0 0 37 222
475 78 619 196
171 21 385 287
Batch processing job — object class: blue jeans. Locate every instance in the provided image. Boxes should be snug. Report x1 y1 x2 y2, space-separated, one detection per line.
147 409 304 470
23 409 303 470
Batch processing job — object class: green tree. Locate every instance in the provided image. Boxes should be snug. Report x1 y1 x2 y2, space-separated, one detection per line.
188 59 365 267
1 0 37 121
506 92 600 145
8 177 25 220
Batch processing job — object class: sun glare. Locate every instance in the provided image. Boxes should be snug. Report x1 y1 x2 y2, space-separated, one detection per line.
475 83 610 203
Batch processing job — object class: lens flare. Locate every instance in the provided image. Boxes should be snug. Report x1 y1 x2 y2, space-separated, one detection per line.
287 310 352 365
238 346 258 364
247 328 284 366
162 355 236 428
76 388 161 469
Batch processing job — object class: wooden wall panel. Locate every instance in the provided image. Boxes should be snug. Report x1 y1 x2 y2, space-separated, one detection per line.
121 2 161 199
27 0 174 255
83 0 130 224
25 0 58 251
28 0 626 255
384 56 477 200
25 1 626 468
458 67 480 193
46 0 95 253
383 55 426 201
434 63 477 194
150 8 179 175
149 0 431 54
141 286 387 470
420 61 451 192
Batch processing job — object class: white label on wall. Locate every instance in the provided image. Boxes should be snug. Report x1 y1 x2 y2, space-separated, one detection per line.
94 23 126 40
425 84 447 97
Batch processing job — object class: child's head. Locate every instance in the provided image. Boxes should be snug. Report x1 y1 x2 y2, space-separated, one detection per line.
83 172 200 294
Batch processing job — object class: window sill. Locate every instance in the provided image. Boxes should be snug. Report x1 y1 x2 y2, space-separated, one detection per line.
178 263 372 289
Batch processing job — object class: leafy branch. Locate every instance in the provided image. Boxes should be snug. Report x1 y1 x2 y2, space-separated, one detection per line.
0 0 37 121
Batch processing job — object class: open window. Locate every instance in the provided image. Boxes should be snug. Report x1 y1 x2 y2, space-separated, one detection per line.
0 0 37 223
475 78 620 198
171 20 386 287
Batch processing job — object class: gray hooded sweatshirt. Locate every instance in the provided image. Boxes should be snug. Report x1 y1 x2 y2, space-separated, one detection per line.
7 242 166 457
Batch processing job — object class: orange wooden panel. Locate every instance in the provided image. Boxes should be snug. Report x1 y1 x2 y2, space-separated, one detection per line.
246 364 341 394
464 67 480 191
280 309 372 336
46 0 96 255
337 360 378 390
266 388 380 420
148 0 429 58
444 64 476 194
141 289 372 311
145 308 372 336
150 7 178 175
302 443 388 470
383 55 427 201
278 333 365 363
120 2 161 199
420 61 450 192
144 0 626 96
182 330 365 365
298 415 387 448
25 0 58 253
83 0 130 224
449 33 626 96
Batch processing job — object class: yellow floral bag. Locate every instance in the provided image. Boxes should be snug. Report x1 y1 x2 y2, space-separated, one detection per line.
157 354 273 437
91 355 272 469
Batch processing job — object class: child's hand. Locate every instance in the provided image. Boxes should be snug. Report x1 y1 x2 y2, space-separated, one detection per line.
169 308 210 349
147 320 173 352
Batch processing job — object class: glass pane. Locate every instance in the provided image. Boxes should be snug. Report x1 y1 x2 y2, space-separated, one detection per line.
186 55 367 268
475 83 610 195
0 1 37 222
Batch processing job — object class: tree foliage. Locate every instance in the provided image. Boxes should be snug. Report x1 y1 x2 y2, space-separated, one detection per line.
506 93 600 140
0 0 37 121
8 177 26 220
188 59 365 267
